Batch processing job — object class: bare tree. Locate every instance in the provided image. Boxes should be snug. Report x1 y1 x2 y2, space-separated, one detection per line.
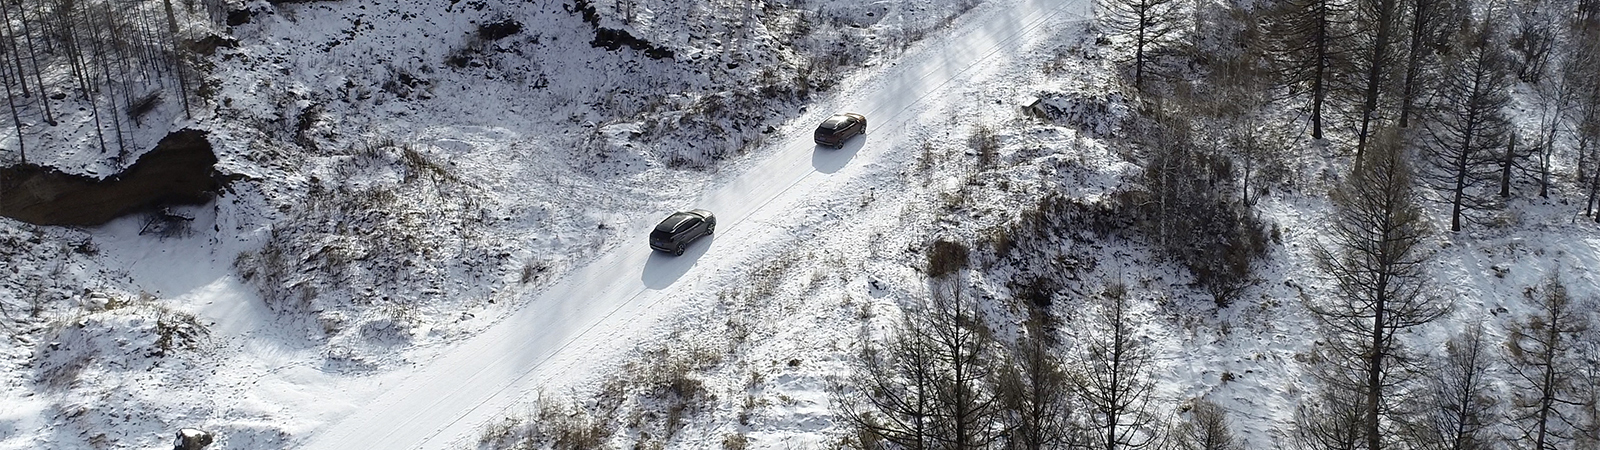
1353 0 1404 157
1074 283 1163 450
1267 0 1352 139
1530 67 1578 200
1574 34 1600 188
1096 0 1187 90
1310 128 1449 450
841 309 942 450
1508 0 1555 85
996 312 1078 450
1418 322 1500 450
1505 276 1592 450
162 0 192 119
14 0 55 126
1 36 23 163
926 279 1003 450
1581 32 1600 218
1293 383 1367 450
1419 20 1512 232
840 241 1001 450
1573 342 1600 449
1139 106 1269 308
1396 0 1461 128
1173 399 1242 450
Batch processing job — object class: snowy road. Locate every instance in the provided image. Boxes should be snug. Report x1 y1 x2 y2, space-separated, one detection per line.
295 0 1087 448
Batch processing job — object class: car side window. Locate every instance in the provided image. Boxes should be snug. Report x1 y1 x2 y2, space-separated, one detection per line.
680 217 701 233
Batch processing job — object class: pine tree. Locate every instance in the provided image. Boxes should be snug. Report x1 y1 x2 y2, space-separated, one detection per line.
1074 283 1162 450
1268 0 1352 139
1309 129 1449 450
1096 0 1186 90
1420 323 1499 450
1505 276 1591 450
1419 20 1511 232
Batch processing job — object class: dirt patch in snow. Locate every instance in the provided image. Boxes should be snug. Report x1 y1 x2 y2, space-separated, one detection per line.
0 129 223 226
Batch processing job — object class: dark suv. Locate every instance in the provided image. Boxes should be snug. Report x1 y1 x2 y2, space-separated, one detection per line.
814 113 867 148
650 209 716 255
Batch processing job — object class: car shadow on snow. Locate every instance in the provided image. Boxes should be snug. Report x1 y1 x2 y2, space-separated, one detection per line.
640 236 713 289
812 136 864 174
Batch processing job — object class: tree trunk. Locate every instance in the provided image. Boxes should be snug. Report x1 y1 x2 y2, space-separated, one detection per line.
0 1 29 100
15 0 54 125
163 0 192 119
1312 0 1329 140
1 41 24 164
1366 289 1386 450
1399 0 1431 129
1356 0 1399 159
1134 0 1148 89
82 1 126 157
1501 134 1516 198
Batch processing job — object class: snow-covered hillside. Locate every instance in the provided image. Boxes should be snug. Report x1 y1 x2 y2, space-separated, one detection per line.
4 0 1600 449
1 0 993 447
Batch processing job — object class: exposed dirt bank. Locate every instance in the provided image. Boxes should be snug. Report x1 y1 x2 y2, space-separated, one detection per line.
1 129 223 226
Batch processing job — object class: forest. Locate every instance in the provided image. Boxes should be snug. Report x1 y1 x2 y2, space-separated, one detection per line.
833 0 1600 448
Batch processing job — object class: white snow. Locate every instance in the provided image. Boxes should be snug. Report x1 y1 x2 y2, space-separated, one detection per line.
3 0 1599 448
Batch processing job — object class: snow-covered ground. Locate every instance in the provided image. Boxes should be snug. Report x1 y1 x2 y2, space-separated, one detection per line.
4 0 1600 449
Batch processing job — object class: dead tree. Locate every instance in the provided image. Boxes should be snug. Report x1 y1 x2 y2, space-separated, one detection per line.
1074 283 1163 450
1096 0 1186 90
1173 399 1242 450
1505 276 1591 450
1310 129 1449 450
1419 21 1511 232
1420 323 1499 450
1268 0 1352 140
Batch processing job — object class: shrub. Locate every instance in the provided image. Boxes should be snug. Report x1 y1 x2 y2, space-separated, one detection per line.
1136 112 1268 307
476 397 610 450
926 239 970 278
477 19 523 41
971 124 999 169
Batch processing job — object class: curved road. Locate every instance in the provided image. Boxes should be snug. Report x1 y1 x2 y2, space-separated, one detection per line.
297 0 1087 448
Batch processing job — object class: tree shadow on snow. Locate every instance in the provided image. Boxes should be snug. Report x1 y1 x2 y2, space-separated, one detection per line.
640 236 712 289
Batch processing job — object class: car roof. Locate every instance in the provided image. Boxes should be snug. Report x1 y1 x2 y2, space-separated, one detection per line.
821 116 852 129
655 211 700 233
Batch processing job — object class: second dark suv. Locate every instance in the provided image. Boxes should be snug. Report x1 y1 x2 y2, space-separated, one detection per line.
649 209 716 256
814 113 867 148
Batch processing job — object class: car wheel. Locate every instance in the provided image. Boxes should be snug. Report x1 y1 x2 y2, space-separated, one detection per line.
674 244 685 256
707 222 715 234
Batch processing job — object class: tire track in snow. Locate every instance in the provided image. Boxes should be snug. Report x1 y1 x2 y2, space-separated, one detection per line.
296 1 1086 448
